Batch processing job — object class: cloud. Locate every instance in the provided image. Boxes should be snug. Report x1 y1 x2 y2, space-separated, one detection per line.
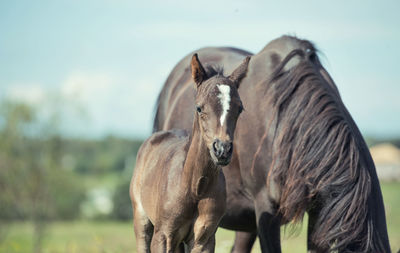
59 71 164 138
3 70 167 138
61 72 114 103
5 84 47 106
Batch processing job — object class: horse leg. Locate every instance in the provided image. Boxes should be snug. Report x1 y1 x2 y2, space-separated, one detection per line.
133 208 153 253
189 234 216 253
189 213 221 253
150 230 168 253
151 229 183 253
257 212 281 253
254 194 281 253
178 242 186 253
230 231 257 253
307 208 329 253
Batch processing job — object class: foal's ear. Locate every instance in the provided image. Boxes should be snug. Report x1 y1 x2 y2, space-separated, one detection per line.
191 53 208 88
229 56 250 88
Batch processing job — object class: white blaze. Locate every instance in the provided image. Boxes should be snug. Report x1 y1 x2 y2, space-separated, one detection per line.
217 84 231 126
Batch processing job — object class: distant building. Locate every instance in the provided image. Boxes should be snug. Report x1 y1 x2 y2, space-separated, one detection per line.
370 143 400 182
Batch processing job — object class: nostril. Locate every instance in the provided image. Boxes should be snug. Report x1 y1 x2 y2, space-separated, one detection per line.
226 142 233 152
212 141 218 153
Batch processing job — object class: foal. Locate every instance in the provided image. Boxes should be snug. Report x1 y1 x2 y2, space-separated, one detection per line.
130 54 250 252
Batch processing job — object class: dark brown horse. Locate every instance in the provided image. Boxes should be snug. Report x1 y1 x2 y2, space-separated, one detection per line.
153 36 391 252
130 54 250 252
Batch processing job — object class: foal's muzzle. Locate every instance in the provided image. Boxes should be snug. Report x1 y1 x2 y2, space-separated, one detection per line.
212 139 233 166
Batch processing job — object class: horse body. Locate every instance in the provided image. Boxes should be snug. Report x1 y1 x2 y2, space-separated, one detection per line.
153 36 391 252
131 129 226 252
131 54 250 252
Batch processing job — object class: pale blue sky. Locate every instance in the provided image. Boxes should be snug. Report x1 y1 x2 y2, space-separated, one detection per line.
1 0 399 138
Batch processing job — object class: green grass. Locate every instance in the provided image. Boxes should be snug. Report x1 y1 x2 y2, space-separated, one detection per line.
1 182 399 253
381 182 400 251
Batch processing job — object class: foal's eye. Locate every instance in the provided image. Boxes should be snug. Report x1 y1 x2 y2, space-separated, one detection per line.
239 106 244 114
196 106 202 113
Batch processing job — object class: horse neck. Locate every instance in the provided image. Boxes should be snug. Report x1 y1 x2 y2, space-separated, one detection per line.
182 116 219 197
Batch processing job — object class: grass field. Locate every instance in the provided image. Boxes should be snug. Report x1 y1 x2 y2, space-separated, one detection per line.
1 183 399 253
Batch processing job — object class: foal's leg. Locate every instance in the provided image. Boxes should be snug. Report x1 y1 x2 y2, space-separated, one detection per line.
189 234 216 253
189 214 220 253
150 230 167 253
230 231 257 253
133 208 153 253
151 229 184 253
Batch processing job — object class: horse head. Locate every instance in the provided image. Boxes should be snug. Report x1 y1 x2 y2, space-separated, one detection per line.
190 53 249 166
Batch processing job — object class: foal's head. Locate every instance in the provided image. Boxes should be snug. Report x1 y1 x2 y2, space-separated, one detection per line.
190 53 250 166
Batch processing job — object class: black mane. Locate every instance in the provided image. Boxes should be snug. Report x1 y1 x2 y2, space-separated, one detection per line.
267 48 387 252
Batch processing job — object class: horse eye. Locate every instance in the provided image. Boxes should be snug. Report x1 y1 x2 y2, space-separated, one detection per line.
239 106 244 113
196 106 202 113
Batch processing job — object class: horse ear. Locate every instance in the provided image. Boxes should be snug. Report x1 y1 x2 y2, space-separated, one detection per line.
229 56 250 88
191 53 208 88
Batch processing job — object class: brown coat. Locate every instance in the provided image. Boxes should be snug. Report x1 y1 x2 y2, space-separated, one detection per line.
130 54 250 253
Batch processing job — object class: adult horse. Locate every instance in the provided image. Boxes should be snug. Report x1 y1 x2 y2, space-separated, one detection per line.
153 36 391 252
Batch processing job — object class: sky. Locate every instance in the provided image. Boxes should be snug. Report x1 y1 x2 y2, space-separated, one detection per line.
0 0 399 139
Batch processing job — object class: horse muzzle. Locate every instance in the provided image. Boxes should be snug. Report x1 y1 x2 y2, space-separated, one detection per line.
212 139 233 166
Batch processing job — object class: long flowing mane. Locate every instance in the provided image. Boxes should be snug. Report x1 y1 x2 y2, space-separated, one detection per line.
267 49 387 251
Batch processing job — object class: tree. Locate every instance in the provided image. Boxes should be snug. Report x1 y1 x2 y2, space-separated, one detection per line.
0 100 84 253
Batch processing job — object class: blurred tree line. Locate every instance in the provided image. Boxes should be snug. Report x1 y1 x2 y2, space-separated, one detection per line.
0 100 142 251
365 136 400 148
